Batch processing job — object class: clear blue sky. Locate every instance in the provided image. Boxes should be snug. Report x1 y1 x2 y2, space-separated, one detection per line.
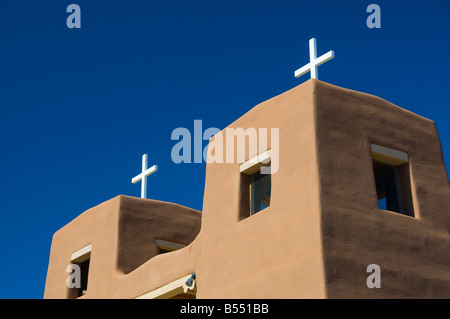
0 0 449 299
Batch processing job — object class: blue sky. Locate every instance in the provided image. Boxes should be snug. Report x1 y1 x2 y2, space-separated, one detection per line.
0 0 449 298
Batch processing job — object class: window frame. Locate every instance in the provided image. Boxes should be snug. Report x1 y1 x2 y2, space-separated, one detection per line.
239 150 272 221
155 239 186 254
370 143 415 217
68 243 92 298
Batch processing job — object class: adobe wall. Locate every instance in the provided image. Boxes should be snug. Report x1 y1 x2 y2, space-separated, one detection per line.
44 195 201 298
45 79 450 299
313 80 450 298
195 80 326 298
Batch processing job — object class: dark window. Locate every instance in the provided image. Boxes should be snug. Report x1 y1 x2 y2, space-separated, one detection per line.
250 171 271 215
372 160 414 217
77 258 90 297
155 240 186 255
67 257 90 299
158 248 172 254
239 169 271 220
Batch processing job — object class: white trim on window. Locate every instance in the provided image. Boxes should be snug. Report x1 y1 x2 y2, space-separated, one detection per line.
240 150 272 175
371 144 408 166
71 244 92 263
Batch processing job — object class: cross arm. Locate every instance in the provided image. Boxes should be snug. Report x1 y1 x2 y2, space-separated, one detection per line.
144 165 158 176
314 50 334 67
131 175 142 184
294 63 312 78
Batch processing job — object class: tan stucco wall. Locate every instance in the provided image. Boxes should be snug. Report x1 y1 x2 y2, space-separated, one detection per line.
313 80 450 298
44 79 450 299
44 195 201 298
195 79 326 298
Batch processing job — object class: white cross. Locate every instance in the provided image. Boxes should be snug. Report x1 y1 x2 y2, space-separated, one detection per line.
294 38 334 80
131 154 158 199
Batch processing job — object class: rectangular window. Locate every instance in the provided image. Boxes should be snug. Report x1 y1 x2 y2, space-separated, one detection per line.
155 239 186 254
249 171 271 215
371 144 414 217
76 258 90 297
239 150 272 220
68 244 91 298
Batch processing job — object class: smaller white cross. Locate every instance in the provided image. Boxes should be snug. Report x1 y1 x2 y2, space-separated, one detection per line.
294 38 334 80
131 154 158 199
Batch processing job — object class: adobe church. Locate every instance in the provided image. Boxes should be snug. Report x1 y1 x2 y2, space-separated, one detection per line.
44 40 450 299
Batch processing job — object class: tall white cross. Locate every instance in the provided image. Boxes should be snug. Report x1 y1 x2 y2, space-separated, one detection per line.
294 38 334 80
131 154 158 199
